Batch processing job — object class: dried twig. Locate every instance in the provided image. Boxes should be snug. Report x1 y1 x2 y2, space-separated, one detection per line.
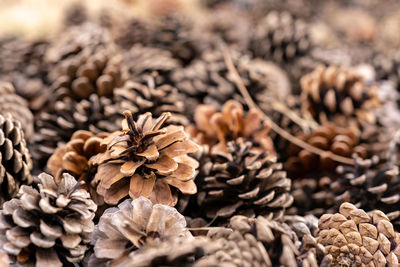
223 48 354 166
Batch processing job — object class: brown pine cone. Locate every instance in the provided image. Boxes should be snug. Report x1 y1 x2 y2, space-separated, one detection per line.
285 123 368 177
88 196 192 266
114 75 189 126
0 82 34 139
30 94 122 171
47 130 109 207
300 65 380 127
194 139 292 221
0 114 32 206
250 11 312 64
89 111 199 205
187 100 274 156
197 215 311 266
46 23 127 101
318 202 400 266
0 172 96 266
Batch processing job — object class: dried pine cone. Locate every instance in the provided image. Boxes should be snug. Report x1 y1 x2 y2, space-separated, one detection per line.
46 23 127 101
114 74 189 126
318 202 400 266
89 111 199 205
285 123 368 177
300 65 380 127
194 139 293 221
0 172 96 266
88 197 192 266
30 94 122 171
0 114 32 206
47 130 109 207
0 82 34 139
250 11 312 64
197 215 312 266
187 100 274 155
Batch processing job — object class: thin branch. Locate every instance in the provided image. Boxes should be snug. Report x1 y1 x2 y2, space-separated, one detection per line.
223 49 354 166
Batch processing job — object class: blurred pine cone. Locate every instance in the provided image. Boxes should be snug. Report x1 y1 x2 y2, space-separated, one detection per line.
88 197 192 266
318 202 400 266
250 11 312 64
300 65 380 128
0 82 34 139
47 130 108 207
187 100 274 155
0 172 96 266
89 111 199 205
30 94 122 171
0 114 32 206
114 76 189 126
194 139 292 221
198 215 316 266
285 123 368 177
46 23 127 101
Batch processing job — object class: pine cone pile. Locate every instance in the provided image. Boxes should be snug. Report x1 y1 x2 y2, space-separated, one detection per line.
0 172 96 266
0 114 32 206
318 202 400 266
2 1 400 266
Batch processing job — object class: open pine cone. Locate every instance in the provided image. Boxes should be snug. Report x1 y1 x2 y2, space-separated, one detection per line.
47 130 109 206
0 114 32 206
285 123 368 177
89 111 199 205
0 82 34 139
300 65 380 128
46 23 127 101
318 202 400 266
195 139 293 221
187 100 274 156
88 197 192 266
30 94 122 171
250 11 312 64
0 172 96 266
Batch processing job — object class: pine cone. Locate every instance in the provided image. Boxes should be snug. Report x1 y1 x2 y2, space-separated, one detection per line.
300 65 380 127
285 123 368 177
0 82 34 139
197 215 308 266
187 100 275 155
47 130 109 207
195 139 293 221
46 23 127 101
0 114 32 206
0 172 96 266
30 94 122 171
114 76 189 126
318 202 400 266
250 11 312 64
89 197 192 266
89 111 199 205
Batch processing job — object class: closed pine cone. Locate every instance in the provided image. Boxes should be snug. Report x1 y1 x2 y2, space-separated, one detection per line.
30 94 122 171
0 172 97 266
0 82 34 139
0 114 32 206
195 139 293 221
47 130 109 206
114 74 189 126
318 202 400 266
250 11 312 64
88 196 192 266
46 23 127 101
89 111 199 205
187 100 275 156
285 123 368 177
300 65 380 127
197 215 310 267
